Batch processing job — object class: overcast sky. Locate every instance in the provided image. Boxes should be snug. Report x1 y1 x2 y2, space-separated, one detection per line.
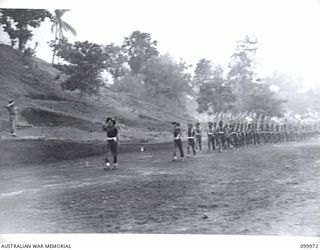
1 0 320 87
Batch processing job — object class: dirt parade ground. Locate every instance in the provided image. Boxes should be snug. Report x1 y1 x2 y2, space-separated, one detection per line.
1 138 320 235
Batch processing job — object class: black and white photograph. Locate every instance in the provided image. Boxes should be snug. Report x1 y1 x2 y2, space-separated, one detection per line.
0 0 320 248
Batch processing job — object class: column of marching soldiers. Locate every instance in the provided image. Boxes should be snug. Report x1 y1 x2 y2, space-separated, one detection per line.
172 112 320 159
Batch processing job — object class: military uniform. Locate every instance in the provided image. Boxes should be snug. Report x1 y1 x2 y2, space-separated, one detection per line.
207 122 215 151
239 123 246 148
195 123 202 151
103 118 119 170
6 101 18 136
224 125 232 149
253 123 259 145
216 121 225 152
246 124 253 146
231 123 240 149
187 124 196 156
173 122 184 158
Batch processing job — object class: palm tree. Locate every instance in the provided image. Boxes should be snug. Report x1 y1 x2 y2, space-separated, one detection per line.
51 9 77 64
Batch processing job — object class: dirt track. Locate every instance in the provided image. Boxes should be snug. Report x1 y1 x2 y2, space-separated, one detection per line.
1 139 320 235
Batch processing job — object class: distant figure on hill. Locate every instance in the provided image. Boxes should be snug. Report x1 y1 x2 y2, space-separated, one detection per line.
103 117 119 170
6 100 18 137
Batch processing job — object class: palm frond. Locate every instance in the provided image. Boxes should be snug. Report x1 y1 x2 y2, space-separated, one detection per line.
55 9 70 17
62 21 77 36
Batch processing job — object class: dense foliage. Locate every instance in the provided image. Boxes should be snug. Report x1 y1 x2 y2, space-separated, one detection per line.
0 9 52 51
196 36 285 117
50 39 106 97
0 9 289 116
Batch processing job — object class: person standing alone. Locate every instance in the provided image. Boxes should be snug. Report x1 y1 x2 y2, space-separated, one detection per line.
6 100 18 137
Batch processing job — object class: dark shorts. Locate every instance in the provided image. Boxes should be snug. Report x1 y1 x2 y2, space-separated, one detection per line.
107 140 118 156
208 135 215 141
188 138 195 146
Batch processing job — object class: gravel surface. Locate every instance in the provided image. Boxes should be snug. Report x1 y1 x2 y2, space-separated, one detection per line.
1 139 320 235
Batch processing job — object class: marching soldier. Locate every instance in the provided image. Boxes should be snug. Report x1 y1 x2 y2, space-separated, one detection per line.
253 123 259 145
287 123 294 142
283 123 289 142
216 120 225 152
264 123 271 144
294 124 299 142
172 122 184 160
239 123 246 148
259 123 265 144
207 122 215 152
187 123 196 157
246 123 253 146
224 124 232 149
270 124 275 143
231 123 240 150
195 122 202 151
274 124 281 144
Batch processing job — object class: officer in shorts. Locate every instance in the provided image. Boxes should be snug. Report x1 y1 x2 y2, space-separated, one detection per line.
6 100 18 136
103 117 119 170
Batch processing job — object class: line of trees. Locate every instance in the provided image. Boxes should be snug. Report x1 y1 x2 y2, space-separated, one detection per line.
50 30 192 112
0 9 285 116
195 36 285 117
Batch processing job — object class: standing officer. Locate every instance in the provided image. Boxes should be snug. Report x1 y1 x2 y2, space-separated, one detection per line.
6 100 18 137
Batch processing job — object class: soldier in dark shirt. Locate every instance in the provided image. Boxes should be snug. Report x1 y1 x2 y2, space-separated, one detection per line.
103 117 119 170
172 122 184 160
230 123 239 150
216 120 225 152
187 123 196 157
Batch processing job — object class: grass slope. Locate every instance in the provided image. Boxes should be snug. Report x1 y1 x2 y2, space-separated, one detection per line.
0 44 193 141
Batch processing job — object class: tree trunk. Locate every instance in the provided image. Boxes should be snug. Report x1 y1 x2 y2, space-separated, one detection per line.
52 28 58 64
52 50 56 64
18 25 28 52
10 39 16 48
18 37 24 52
